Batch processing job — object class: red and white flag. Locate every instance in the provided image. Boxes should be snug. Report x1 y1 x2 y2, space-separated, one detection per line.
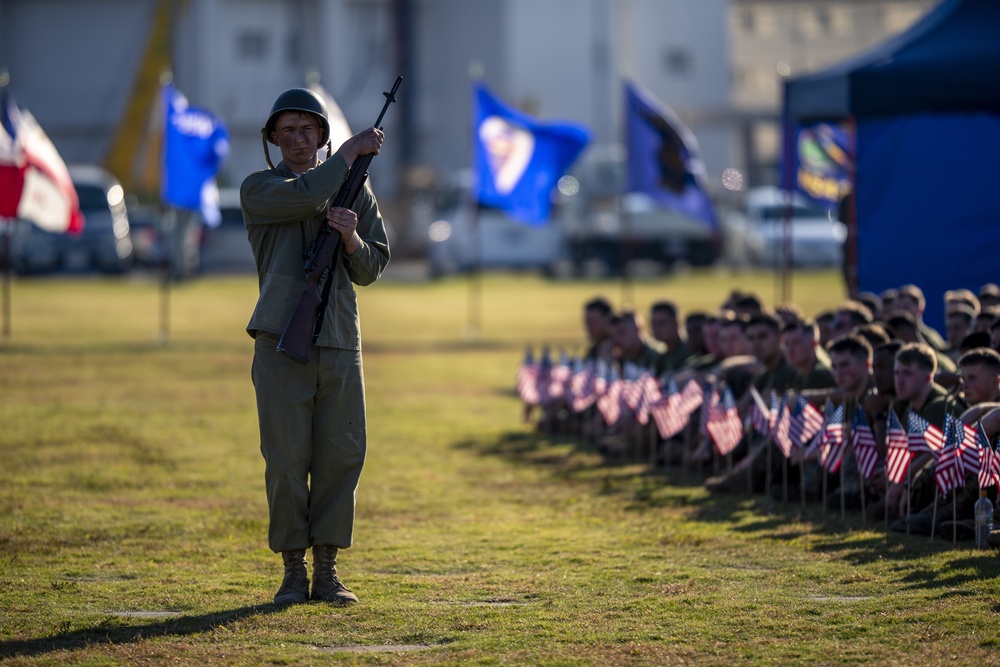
0 89 83 232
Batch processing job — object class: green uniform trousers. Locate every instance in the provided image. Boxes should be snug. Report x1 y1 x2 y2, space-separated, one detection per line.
251 332 367 553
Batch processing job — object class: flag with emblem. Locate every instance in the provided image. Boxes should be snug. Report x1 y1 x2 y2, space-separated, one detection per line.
473 83 590 224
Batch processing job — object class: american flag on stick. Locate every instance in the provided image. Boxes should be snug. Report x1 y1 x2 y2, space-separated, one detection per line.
706 386 743 456
948 414 981 477
748 386 771 437
935 416 966 496
515 348 539 405
851 408 880 479
906 411 944 455
788 395 824 448
977 420 1000 490
885 409 911 485
771 394 794 459
651 378 685 439
820 402 845 473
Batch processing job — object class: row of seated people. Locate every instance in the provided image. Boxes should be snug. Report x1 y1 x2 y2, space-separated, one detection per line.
526 282 1000 544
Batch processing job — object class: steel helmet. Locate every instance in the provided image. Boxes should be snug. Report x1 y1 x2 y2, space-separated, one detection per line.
261 88 330 147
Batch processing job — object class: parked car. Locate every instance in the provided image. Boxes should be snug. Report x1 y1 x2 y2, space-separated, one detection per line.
127 204 203 278
2 219 61 274
58 165 134 273
198 188 255 273
725 186 846 268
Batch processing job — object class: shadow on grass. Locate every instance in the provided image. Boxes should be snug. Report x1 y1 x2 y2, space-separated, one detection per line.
466 428 1000 588
0 604 280 659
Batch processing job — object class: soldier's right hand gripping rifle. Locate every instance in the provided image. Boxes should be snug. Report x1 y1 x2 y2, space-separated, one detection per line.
277 76 402 364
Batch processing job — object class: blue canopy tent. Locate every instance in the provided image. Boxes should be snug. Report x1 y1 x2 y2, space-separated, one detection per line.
783 0 1000 330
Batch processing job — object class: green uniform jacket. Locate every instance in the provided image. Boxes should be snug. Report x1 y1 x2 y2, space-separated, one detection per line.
240 154 390 350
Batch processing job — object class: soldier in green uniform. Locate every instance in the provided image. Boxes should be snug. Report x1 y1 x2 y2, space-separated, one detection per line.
241 88 389 606
649 300 693 376
888 343 967 535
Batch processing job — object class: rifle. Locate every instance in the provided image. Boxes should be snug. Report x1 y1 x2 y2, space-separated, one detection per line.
277 76 402 364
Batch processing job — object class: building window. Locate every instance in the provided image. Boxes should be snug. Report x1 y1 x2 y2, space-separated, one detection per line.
237 29 269 60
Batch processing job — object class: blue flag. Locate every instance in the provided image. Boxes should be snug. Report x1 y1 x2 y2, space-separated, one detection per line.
162 84 229 227
473 84 590 225
780 122 851 206
624 81 717 230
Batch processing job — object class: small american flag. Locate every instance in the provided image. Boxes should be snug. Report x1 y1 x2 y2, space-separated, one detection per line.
568 360 598 412
906 411 944 455
597 370 624 426
935 417 966 496
516 348 539 405
789 395 824 448
699 384 720 438
651 378 686 439
851 408 880 479
546 351 572 403
748 385 771 437
948 414 981 477
771 395 795 459
706 386 743 456
977 420 1000 490
820 403 846 473
885 409 911 485
678 378 705 416
633 372 662 426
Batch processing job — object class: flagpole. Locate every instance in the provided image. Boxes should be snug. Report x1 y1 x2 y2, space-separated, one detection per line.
158 206 173 344
466 197 482 339
1 219 12 340
855 402 866 525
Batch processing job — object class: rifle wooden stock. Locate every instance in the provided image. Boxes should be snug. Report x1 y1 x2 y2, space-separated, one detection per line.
276 76 401 364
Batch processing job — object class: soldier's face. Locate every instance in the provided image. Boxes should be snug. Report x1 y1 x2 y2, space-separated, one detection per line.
650 311 677 344
272 111 322 170
831 351 871 395
894 361 930 403
960 363 1000 406
747 324 778 363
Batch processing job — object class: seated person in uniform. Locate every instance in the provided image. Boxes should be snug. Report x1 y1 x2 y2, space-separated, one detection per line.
896 284 948 352
649 300 693 376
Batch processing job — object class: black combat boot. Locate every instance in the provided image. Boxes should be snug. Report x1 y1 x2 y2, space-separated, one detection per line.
311 545 358 605
273 549 309 605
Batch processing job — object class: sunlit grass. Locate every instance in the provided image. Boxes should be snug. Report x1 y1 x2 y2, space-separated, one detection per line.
2 270 999 666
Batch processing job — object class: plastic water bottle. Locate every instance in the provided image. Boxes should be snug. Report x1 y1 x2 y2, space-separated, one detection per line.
974 490 993 550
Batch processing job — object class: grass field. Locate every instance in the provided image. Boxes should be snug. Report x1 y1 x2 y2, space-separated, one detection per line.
2 269 1000 666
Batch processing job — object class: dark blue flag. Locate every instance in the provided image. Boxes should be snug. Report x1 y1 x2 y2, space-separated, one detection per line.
780 122 851 206
624 81 717 230
473 83 590 225
162 84 229 226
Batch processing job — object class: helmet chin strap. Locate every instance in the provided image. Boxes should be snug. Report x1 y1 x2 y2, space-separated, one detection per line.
262 132 275 170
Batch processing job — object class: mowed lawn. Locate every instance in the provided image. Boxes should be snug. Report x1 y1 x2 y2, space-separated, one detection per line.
2 269 1000 666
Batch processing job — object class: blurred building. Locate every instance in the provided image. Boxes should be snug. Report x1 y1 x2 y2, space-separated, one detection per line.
729 0 936 186
0 0 935 209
